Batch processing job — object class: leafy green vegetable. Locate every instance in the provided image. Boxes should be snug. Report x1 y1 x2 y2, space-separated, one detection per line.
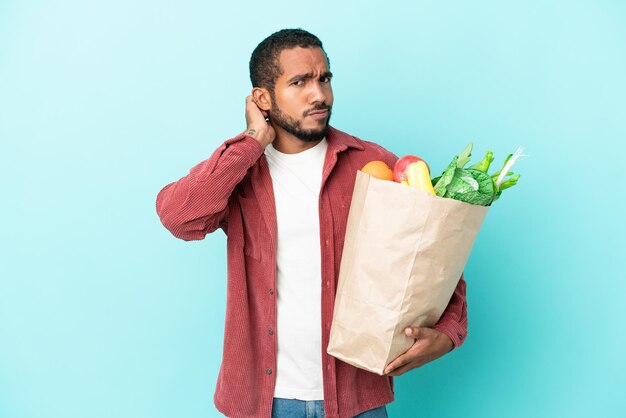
432 144 524 206
441 168 496 206
491 172 521 203
490 154 512 180
456 143 473 168
494 147 524 188
491 171 513 179
499 173 520 191
469 151 494 172
433 157 458 197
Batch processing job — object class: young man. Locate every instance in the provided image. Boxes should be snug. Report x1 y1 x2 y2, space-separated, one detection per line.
156 29 467 418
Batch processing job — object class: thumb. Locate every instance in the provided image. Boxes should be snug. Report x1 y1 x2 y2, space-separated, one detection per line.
404 327 422 339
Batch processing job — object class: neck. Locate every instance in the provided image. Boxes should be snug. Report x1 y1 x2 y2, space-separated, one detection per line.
272 128 323 154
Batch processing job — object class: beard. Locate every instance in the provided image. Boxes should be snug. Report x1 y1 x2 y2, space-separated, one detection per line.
269 96 332 142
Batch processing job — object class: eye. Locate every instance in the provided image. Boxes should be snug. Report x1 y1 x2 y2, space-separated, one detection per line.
292 80 305 86
321 76 331 83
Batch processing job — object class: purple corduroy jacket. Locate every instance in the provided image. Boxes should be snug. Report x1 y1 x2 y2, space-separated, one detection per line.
156 126 468 418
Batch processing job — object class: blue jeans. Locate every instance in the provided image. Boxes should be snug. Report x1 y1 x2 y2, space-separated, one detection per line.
271 398 388 418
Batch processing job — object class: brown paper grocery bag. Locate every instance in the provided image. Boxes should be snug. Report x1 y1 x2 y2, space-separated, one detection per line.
327 170 489 375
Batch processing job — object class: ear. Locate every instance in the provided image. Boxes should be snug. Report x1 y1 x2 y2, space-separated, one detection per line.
252 87 272 111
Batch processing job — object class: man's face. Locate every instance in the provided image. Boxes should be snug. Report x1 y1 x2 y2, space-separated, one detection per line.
268 46 334 142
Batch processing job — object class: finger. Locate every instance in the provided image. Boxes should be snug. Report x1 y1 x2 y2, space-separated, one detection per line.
385 330 428 374
384 352 411 374
405 327 421 339
387 361 419 377
246 96 259 110
246 96 263 113
406 327 435 341
246 95 262 109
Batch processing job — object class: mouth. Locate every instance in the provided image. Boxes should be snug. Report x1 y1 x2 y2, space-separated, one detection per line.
306 109 329 119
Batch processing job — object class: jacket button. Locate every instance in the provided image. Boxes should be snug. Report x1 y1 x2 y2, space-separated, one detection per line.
265 368 272 375
268 328 274 335
457 333 464 340
269 288 274 295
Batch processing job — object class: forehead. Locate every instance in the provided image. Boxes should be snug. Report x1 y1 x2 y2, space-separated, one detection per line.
277 47 329 78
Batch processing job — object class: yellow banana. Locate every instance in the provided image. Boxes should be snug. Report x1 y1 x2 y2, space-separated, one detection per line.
407 161 435 194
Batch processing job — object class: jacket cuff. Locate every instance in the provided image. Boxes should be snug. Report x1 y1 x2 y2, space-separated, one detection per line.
224 133 265 166
433 319 467 350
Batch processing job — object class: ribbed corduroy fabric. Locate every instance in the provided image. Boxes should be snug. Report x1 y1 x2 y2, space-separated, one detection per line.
155 126 468 418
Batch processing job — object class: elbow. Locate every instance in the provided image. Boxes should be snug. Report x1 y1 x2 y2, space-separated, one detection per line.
155 186 207 241
157 212 208 242
170 227 206 241
160 213 206 241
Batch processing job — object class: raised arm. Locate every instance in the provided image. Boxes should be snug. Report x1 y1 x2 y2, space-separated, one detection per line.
156 96 275 240
156 134 262 240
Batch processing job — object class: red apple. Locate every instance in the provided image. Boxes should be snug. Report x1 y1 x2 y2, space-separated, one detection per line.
393 155 429 183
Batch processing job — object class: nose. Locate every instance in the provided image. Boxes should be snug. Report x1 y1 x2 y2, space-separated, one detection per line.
308 80 327 104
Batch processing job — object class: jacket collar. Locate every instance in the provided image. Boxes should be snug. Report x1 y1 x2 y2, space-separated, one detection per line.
326 125 365 154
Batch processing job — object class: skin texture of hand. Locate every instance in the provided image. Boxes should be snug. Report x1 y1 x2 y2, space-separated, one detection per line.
383 327 454 376
243 95 275 148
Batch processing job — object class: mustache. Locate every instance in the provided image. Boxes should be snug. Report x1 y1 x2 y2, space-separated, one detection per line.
303 104 332 116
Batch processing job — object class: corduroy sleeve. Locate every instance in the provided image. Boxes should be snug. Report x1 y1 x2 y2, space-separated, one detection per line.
433 274 468 349
156 133 264 240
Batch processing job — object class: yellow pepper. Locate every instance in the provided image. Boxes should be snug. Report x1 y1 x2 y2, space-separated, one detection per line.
407 161 435 195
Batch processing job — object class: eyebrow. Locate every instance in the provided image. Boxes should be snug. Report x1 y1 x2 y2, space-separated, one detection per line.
288 71 333 84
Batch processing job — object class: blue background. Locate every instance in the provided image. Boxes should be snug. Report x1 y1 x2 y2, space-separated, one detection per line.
1 1 625 417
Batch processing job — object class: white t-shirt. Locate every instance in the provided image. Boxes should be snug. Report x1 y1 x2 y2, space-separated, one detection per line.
264 139 328 401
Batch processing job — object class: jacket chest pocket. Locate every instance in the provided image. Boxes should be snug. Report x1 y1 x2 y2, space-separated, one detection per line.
238 195 263 260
